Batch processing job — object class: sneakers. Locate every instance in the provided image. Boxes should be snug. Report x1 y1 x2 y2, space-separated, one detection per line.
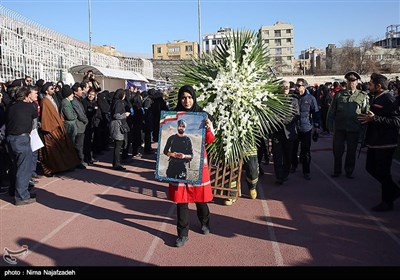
224 198 237 206
132 152 142 158
201 225 210 235
15 198 36 206
250 188 257 199
175 236 189 247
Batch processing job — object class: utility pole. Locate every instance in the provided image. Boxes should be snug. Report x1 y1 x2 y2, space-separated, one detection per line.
197 0 202 57
88 0 92 65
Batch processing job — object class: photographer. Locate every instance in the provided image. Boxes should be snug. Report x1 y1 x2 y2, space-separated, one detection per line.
82 70 101 92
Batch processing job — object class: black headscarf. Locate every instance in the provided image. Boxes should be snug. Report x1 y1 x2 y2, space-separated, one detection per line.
110 89 126 117
175 85 214 122
175 85 203 112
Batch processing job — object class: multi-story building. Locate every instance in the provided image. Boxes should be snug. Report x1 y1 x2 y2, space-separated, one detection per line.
152 40 198 60
202 27 233 54
0 6 153 83
298 47 325 75
374 24 400 49
259 21 294 75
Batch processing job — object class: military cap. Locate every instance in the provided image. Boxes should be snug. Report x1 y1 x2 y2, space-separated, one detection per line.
344 71 361 81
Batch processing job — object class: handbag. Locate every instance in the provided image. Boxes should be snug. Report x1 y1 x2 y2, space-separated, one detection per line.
120 121 130 134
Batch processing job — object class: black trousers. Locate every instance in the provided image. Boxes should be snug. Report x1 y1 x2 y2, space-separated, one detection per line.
332 130 359 175
272 136 294 181
177 202 210 238
166 161 186 179
113 140 124 168
74 133 85 163
242 155 259 190
366 147 399 204
291 130 312 174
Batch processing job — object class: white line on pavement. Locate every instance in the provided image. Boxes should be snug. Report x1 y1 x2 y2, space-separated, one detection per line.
312 161 400 247
20 174 131 260
141 204 175 264
258 186 284 266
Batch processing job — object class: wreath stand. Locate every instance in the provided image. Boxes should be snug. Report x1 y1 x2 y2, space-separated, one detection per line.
210 160 243 203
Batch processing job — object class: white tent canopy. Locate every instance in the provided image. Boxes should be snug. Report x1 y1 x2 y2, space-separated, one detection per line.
69 65 148 82
69 65 148 91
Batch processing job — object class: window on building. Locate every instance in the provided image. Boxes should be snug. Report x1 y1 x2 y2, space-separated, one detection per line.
275 39 281 46
185 45 193 52
168 47 180 53
275 48 282 55
286 29 291 34
212 40 217 45
205 41 209 45
263 39 269 44
274 30 281 37
157 47 161 54
263 30 269 36
286 38 292 43
287 56 292 60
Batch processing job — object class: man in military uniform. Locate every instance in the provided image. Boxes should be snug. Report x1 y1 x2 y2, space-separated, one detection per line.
163 119 193 180
327 71 369 179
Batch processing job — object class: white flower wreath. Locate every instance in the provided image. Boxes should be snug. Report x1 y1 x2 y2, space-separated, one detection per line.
176 30 296 165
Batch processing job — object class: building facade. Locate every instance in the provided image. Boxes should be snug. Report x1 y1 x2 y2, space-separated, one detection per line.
374 24 400 49
0 6 153 83
152 40 198 60
202 27 233 54
259 21 294 75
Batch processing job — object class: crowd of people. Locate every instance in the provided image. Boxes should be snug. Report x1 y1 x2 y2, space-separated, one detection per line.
255 71 400 212
0 72 168 206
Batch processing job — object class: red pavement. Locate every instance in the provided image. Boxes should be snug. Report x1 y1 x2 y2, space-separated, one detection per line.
1 135 400 271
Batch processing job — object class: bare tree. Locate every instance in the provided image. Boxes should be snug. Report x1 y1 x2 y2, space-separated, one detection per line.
358 37 381 74
327 37 400 75
335 39 360 74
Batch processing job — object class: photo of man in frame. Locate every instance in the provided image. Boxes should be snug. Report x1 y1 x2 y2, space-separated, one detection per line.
155 111 206 184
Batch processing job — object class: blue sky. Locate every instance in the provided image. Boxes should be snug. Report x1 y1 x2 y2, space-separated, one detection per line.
1 0 399 58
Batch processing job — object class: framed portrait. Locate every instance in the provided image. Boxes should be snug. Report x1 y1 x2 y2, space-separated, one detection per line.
155 111 207 185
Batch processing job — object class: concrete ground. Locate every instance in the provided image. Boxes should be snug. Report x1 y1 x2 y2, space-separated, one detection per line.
1 134 400 274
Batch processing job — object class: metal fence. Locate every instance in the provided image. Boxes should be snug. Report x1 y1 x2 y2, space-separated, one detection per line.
0 6 153 83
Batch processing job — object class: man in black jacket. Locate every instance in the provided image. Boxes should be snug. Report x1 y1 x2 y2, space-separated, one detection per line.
358 73 400 212
272 80 300 184
163 119 193 180
6 86 38 205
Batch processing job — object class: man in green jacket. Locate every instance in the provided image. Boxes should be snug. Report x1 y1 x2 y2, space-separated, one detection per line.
327 71 369 179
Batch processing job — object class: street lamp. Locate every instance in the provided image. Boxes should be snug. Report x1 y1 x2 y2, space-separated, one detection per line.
198 0 202 57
